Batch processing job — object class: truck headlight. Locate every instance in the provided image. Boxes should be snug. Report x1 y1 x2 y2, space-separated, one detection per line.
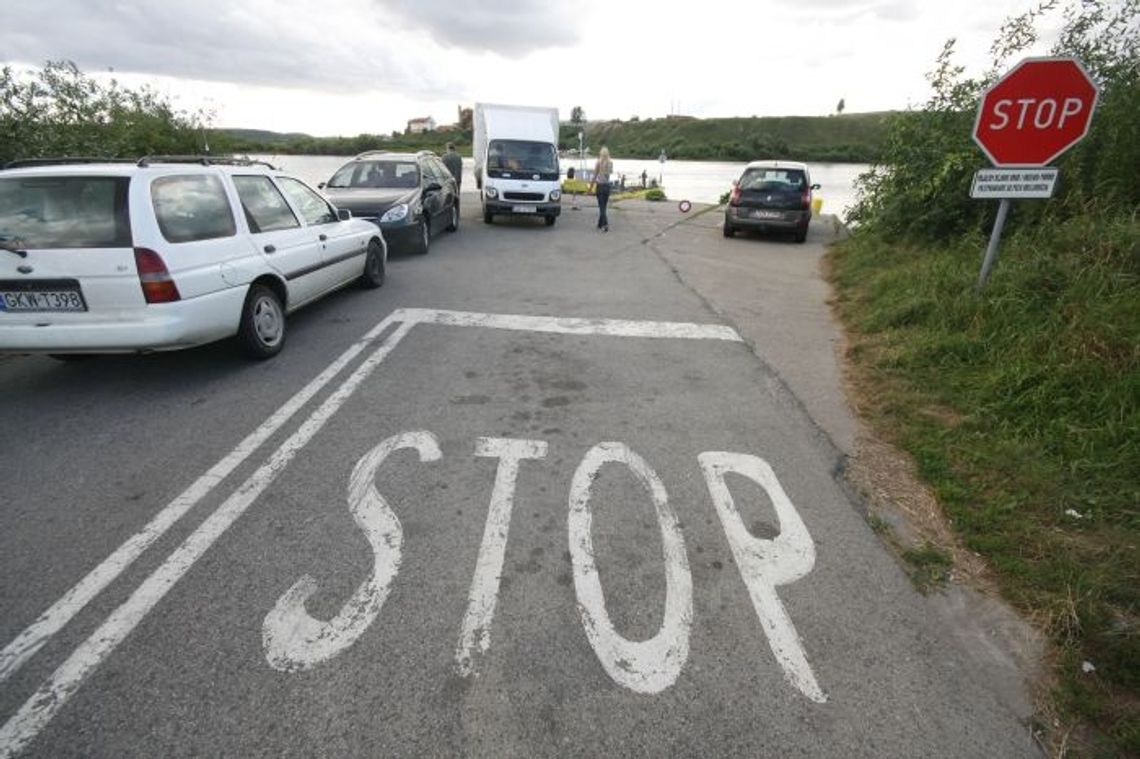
550 189 561 201
380 204 408 223
485 187 498 199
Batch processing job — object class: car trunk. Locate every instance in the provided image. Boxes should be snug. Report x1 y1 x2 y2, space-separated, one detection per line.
0 174 146 325
735 168 808 211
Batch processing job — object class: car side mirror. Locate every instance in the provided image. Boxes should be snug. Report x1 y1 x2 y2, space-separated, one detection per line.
337 208 352 221
424 182 442 194
810 183 821 190
318 182 326 190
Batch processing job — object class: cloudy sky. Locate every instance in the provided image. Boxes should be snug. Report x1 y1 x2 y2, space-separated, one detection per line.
3 0 1064 136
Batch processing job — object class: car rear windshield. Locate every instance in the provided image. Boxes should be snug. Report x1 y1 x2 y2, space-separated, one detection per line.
488 140 558 173
0 176 132 249
327 161 420 189
739 168 807 192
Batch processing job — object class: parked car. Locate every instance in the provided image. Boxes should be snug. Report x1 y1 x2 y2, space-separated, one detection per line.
723 160 820 243
0 156 386 360
320 151 459 254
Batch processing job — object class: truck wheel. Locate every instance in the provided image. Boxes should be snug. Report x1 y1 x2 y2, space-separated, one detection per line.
483 210 493 224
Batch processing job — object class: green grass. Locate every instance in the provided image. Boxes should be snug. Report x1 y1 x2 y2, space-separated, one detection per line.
827 210 1140 753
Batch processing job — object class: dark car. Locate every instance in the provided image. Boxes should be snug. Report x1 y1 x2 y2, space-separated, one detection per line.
723 160 820 243
320 151 459 254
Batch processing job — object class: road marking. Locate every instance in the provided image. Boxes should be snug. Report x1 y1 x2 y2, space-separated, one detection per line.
263 431 442 672
698 452 827 703
0 319 416 759
455 437 548 677
406 307 743 342
568 442 693 694
1 308 743 756
0 312 403 685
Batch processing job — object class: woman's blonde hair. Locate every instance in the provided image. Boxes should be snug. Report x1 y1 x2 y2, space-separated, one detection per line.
598 146 611 161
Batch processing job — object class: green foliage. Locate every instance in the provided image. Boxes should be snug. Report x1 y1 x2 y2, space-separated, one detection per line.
0 61 207 164
644 188 666 201
556 113 890 163
831 3 1140 750
849 0 1140 238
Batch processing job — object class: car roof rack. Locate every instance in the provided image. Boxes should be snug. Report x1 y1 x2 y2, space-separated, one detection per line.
4 157 138 169
136 155 279 169
351 150 393 160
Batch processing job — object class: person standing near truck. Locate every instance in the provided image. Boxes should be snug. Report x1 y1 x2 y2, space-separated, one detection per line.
588 146 613 232
442 142 463 191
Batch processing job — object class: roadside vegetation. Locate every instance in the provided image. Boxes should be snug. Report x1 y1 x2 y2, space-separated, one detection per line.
827 1 1138 754
0 61 207 165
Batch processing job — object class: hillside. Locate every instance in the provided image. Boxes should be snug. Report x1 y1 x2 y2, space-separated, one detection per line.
565 112 892 163
211 112 891 162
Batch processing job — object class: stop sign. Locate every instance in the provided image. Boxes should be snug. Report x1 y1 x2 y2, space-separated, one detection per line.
973 57 1098 166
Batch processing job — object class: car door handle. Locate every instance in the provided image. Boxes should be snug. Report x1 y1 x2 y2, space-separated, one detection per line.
319 234 328 242
263 244 276 254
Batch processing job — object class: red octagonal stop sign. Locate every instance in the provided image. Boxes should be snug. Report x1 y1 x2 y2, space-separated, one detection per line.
973 57 1099 167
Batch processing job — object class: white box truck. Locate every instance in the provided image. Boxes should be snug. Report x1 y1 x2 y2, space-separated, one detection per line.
473 103 562 226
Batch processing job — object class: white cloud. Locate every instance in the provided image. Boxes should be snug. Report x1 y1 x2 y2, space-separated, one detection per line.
0 0 1070 136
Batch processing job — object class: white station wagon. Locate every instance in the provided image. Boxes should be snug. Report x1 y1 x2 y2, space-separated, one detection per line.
0 157 387 359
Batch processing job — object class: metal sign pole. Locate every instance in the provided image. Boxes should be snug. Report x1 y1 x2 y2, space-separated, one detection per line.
976 198 1011 292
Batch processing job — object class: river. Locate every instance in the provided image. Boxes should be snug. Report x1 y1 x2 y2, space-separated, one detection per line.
253 154 870 220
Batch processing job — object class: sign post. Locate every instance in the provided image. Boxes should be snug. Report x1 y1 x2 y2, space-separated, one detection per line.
971 56 1098 291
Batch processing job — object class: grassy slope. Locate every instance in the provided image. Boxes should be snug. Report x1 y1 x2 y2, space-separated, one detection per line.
827 212 1140 753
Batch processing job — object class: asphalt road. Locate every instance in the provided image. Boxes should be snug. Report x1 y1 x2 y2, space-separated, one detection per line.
0 196 1038 757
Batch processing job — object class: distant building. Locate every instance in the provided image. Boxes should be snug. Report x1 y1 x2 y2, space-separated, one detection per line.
406 116 436 134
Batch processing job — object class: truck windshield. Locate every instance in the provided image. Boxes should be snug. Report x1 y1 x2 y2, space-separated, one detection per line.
487 140 558 173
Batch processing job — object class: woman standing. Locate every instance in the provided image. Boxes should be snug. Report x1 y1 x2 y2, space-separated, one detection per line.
588 146 614 232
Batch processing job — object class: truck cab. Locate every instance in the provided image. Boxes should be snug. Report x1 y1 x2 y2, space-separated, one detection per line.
474 104 562 227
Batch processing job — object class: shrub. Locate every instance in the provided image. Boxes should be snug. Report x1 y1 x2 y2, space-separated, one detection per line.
645 188 666 201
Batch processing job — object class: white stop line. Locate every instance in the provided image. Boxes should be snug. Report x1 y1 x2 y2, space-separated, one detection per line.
0 308 825 758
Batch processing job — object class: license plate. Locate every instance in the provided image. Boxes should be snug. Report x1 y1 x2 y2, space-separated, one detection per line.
0 288 87 312
512 205 537 213
751 209 782 219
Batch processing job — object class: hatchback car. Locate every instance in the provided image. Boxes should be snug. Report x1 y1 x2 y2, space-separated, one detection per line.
320 151 459 255
0 157 386 360
723 160 820 243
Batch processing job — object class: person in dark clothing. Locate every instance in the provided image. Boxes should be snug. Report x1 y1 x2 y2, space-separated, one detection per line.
442 142 463 190
588 146 613 232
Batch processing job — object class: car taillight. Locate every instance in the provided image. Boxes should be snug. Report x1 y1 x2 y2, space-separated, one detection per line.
730 186 742 206
801 189 811 209
134 247 181 304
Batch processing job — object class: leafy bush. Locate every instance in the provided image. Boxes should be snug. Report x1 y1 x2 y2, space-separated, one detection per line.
0 61 207 164
832 1 1140 752
644 188 666 201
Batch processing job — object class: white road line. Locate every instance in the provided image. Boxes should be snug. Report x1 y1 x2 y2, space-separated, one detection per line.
408 308 744 342
0 312 403 685
263 431 443 672
1 307 741 755
455 438 549 677
568 442 693 694
698 452 826 703
0 319 418 759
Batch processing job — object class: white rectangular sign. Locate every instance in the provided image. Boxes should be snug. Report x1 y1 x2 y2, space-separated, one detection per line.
970 168 1058 199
